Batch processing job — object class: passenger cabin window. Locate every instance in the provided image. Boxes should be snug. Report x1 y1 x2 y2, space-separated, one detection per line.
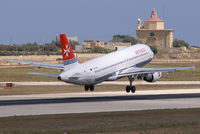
150 32 155 37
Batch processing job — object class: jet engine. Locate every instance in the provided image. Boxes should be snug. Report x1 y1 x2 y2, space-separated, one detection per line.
143 72 162 82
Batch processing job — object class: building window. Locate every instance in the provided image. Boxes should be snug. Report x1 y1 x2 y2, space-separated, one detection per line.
114 46 118 51
150 32 155 37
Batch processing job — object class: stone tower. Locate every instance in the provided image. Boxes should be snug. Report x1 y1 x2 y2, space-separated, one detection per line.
137 18 142 30
136 9 174 48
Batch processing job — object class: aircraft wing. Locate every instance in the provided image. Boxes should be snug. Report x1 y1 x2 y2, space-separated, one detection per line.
7 60 64 70
118 66 195 77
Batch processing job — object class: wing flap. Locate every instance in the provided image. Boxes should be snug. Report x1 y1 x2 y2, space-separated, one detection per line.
118 66 195 77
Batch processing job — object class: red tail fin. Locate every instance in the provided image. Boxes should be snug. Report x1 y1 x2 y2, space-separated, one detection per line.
60 34 75 60
60 34 77 65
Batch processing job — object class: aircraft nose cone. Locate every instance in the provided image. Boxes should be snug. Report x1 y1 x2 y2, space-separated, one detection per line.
58 72 68 81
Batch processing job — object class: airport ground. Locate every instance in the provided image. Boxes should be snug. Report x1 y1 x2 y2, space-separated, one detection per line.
0 109 200 134
0 87 200 134
0 59 199 134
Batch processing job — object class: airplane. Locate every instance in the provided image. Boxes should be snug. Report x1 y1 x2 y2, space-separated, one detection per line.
7 34 195 93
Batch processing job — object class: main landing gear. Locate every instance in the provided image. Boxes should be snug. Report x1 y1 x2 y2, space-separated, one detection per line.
85 85 94 91
126 76 136 93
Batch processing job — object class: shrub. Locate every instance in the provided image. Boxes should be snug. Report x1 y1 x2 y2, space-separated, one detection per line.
173 39 189 48
91 46 113 53
150 46 157 54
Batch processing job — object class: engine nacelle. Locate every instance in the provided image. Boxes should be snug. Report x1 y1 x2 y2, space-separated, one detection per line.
106 72 119 81
107 75 118 81
143 72 162 82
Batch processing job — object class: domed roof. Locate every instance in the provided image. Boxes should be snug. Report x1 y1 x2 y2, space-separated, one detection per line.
152 8 156 13
145 17 163 22
144 9 163 22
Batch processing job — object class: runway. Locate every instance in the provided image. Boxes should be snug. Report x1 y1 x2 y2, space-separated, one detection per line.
0 89 200 117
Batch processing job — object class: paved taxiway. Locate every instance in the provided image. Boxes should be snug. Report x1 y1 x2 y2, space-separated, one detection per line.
0 89 200 117
1 81 200 86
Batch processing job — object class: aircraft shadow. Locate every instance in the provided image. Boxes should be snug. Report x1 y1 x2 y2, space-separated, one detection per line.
0 93 200 106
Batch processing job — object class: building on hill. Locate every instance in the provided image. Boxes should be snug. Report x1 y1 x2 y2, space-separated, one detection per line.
68 36 78 42
96 40 104 47
104 42 131 51
83 40 95 49
83 40 131 51
56 35 78 42
136 9 174 49
83 40 104 49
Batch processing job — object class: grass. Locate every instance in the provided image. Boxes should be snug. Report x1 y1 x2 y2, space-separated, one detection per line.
0 109 200 134
0 62 199 82
0 66 59 82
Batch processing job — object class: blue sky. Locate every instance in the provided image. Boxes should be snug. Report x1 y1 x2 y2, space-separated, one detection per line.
0 0 199 46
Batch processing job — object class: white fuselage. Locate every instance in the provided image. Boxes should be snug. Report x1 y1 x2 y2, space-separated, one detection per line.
59 44 154 85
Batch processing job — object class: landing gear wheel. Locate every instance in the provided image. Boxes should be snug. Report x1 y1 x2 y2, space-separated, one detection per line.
125 75 136 93
126 86 131 93
90 85 94 91
131 86 136 93
85 85 94 91
85 86 89 91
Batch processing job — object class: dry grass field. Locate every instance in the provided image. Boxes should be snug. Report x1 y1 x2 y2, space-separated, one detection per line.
0 66 58 82
0 54 103 65
0 109 200 134
1 54 200 64
0 55 199 95
0 62 199 82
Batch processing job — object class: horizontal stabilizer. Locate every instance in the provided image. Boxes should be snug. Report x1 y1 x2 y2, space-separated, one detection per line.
7 60 64 70
28 72 59 77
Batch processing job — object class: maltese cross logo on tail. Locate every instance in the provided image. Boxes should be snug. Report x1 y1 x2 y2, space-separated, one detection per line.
63 45 70 58
60 34 75 61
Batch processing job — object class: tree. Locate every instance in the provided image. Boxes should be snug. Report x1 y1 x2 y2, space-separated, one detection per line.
113 35 137 45
91 46 113 53
113 34 123 42
0 40 61 55
123 35 137 45
173 39 189 48
150 46 157 54
54 40 61 48
23 43 39 51
44 43 57 52
0 44 6 51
